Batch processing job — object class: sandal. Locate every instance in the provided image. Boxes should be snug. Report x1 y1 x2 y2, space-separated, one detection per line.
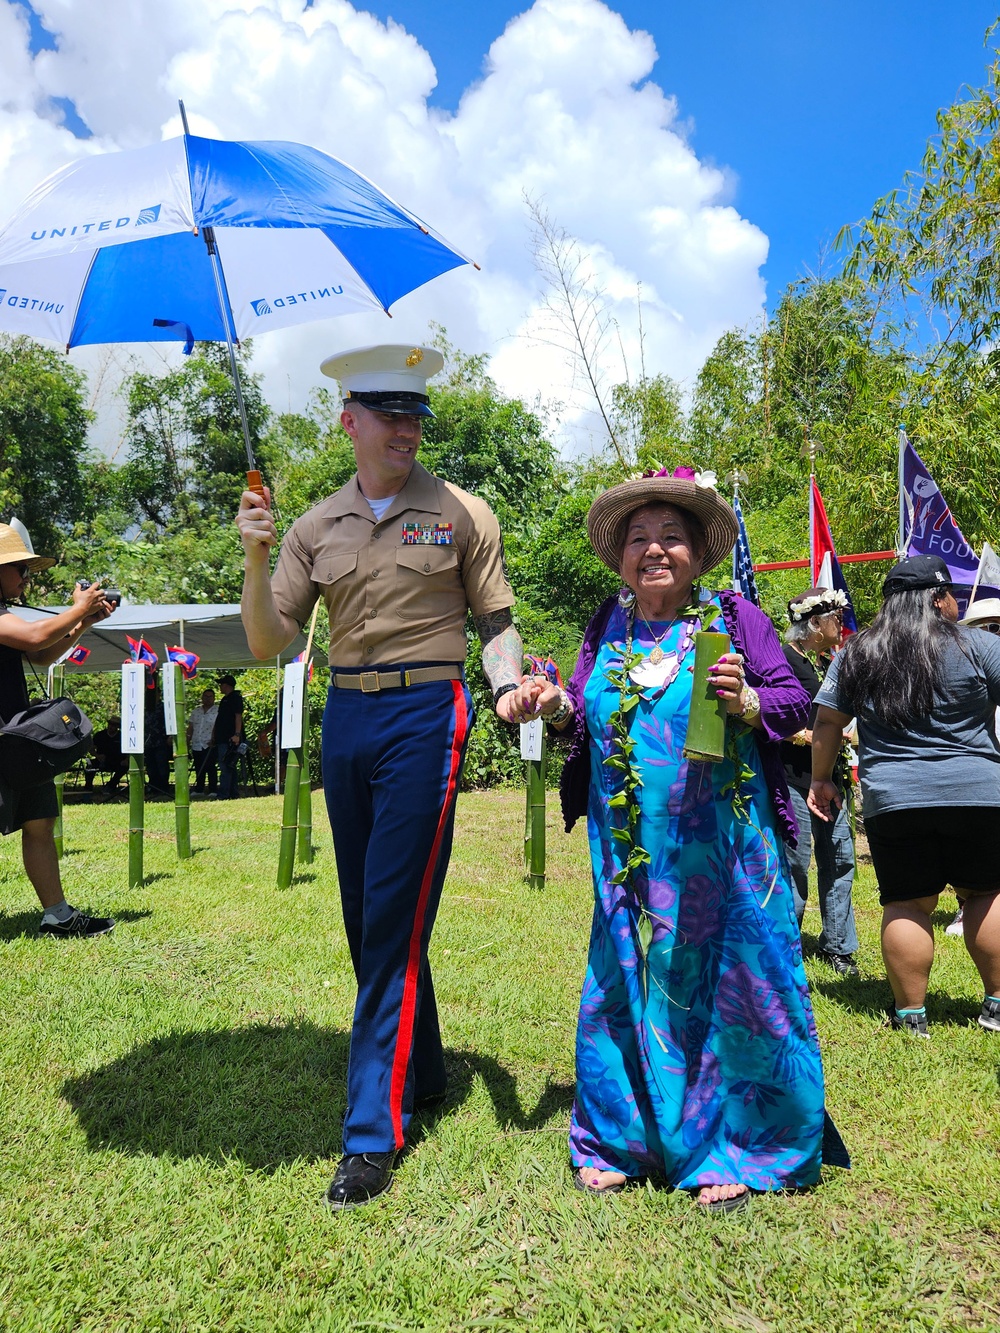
573 1167 628 1195
695 1186 751 1214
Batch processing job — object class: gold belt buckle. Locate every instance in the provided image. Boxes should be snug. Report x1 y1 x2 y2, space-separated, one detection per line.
359 671 381 693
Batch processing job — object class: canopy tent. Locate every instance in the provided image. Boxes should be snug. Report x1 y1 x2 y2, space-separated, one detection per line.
11 603 308 671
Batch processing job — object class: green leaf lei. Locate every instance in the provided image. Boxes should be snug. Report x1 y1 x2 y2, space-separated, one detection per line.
603 597 773 958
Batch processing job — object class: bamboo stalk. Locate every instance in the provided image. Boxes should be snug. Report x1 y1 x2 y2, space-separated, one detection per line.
128 754 145 888
171 662 191 859
683 631 731 763
277 745 301 888
525 732 546 890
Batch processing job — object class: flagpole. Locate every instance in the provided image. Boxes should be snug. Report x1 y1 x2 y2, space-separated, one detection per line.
897 427 907 557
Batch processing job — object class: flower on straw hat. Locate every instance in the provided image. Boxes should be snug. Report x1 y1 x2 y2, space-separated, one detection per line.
586 465 739 576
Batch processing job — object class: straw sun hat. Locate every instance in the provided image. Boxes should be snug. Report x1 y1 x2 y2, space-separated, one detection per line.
587 467 740 576
0 522 54 573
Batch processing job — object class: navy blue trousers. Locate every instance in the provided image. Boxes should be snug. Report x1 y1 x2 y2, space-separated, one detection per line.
322 675 473 1154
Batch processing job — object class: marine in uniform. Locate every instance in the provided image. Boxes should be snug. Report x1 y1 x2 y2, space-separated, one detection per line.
237 345 525 1209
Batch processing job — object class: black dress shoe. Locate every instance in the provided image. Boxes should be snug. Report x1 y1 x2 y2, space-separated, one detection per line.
821 951 860 977
324 1152 396 1210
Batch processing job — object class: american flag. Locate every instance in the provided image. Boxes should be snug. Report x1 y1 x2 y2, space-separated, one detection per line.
731 490 759 606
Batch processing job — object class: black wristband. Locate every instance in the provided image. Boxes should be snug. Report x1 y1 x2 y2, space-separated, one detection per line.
492 683 518 706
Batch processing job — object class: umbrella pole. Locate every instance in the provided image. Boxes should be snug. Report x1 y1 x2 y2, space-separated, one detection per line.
178 100 265 503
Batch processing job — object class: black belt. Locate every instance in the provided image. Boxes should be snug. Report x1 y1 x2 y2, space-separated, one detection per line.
331 665 462 693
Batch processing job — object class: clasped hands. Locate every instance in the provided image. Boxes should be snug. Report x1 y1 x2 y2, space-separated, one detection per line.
501 676 565 726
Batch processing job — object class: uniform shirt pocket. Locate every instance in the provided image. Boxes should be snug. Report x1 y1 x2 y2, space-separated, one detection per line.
314 552 361 622
394 546 462 621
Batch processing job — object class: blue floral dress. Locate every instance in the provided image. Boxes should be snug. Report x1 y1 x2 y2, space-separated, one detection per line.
569 603 835 1190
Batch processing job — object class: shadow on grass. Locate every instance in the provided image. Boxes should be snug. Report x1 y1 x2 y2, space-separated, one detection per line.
62 1022 573 1170
0 907 151 942
810 974 983 1027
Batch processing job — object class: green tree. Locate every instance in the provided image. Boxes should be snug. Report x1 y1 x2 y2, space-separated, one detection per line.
0 334 92 556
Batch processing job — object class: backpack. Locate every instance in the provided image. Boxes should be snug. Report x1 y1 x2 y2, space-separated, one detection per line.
0 696 94 790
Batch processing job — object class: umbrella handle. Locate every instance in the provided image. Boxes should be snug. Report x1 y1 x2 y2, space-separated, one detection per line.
246 470 267 506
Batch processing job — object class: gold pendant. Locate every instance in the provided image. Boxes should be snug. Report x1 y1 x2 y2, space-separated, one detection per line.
648 645 664 664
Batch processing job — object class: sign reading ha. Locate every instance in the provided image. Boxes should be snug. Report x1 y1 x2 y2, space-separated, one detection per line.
250 285 344 317
0 288 65 315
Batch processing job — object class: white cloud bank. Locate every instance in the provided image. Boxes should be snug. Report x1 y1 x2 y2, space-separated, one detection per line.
0 0 768 453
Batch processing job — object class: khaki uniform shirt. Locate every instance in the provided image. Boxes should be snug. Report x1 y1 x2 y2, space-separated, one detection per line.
270 461 514 667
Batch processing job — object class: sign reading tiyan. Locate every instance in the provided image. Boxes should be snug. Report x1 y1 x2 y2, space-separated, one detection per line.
121 663 145 754
281 661 306 750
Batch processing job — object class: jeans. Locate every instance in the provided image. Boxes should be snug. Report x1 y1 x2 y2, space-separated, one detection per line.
217 741 239 799
787 783 859 956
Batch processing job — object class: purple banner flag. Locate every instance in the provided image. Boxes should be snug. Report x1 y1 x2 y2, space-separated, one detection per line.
898 432 979 585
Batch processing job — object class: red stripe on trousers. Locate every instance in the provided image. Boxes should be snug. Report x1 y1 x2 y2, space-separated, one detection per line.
388 680 469 1148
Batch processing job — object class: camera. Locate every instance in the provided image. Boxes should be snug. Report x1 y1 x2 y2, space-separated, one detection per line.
78 578 122 609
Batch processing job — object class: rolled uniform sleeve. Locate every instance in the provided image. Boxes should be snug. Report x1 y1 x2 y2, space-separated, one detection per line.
270 522 321 630
460 498 515 620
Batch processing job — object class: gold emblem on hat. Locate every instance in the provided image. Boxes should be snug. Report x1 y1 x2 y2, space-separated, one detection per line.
405 348 424 367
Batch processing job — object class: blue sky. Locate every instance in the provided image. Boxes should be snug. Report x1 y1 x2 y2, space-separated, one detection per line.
360 0 999 303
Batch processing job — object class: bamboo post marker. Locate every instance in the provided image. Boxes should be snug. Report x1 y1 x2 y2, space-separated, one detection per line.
683 631 731 763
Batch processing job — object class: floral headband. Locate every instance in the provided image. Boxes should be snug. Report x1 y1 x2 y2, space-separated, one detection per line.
634 464 718 489
787 588 849 623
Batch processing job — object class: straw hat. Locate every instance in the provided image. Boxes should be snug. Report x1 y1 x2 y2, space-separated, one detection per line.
586 467 739 576
0 522 54 573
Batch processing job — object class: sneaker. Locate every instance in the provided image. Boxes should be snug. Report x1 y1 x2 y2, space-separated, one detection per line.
945 908 964 937
40 909 116 939
887 1002 929 1038
978 998 1000 1033
820 951 860 977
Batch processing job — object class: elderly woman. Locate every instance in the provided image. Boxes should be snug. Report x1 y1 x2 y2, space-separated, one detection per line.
508 468 848 1212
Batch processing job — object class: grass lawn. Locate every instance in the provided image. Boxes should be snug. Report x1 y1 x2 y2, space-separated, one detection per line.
0 786 998 1332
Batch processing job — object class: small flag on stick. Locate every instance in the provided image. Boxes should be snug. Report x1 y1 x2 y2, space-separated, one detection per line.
167 646 200 680
67 644 91 664
292 650 314 682
126 636 158 672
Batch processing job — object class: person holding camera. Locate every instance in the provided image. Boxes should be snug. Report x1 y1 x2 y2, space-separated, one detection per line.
0 523 116 937
212 674 244 800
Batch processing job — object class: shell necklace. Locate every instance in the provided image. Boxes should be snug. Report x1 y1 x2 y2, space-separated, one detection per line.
627 605 698 691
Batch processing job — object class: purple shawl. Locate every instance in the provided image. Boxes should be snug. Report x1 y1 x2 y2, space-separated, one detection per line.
557 590 810 846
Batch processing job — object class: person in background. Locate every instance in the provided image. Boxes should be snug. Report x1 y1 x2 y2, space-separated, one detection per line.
810 555 1000 1038
144 685 172 796
947 598 1000 936
213 674 244 800
0 523 116 937
187 687 218 794
85 716 128 796
781 588 860 976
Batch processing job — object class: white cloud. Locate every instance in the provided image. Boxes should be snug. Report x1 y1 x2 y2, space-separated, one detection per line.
0 0 768 455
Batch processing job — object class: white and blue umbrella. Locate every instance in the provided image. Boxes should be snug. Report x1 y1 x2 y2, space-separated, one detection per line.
0 131 471 350
0 118 472 474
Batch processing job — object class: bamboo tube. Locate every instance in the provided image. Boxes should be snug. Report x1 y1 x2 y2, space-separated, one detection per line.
297 721 313 864
276 745 301 888
683 631 731 763
524 732 546 890
128 754 145 887
171 663 191 859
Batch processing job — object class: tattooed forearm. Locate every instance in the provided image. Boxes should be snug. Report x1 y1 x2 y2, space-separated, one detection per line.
474 609 514 647
481 628 524 693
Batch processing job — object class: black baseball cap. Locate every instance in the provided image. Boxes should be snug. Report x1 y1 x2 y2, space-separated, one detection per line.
882 554 952 596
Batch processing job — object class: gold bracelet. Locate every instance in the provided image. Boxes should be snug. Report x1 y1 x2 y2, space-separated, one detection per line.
791 729 810 746
739 685 761 723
